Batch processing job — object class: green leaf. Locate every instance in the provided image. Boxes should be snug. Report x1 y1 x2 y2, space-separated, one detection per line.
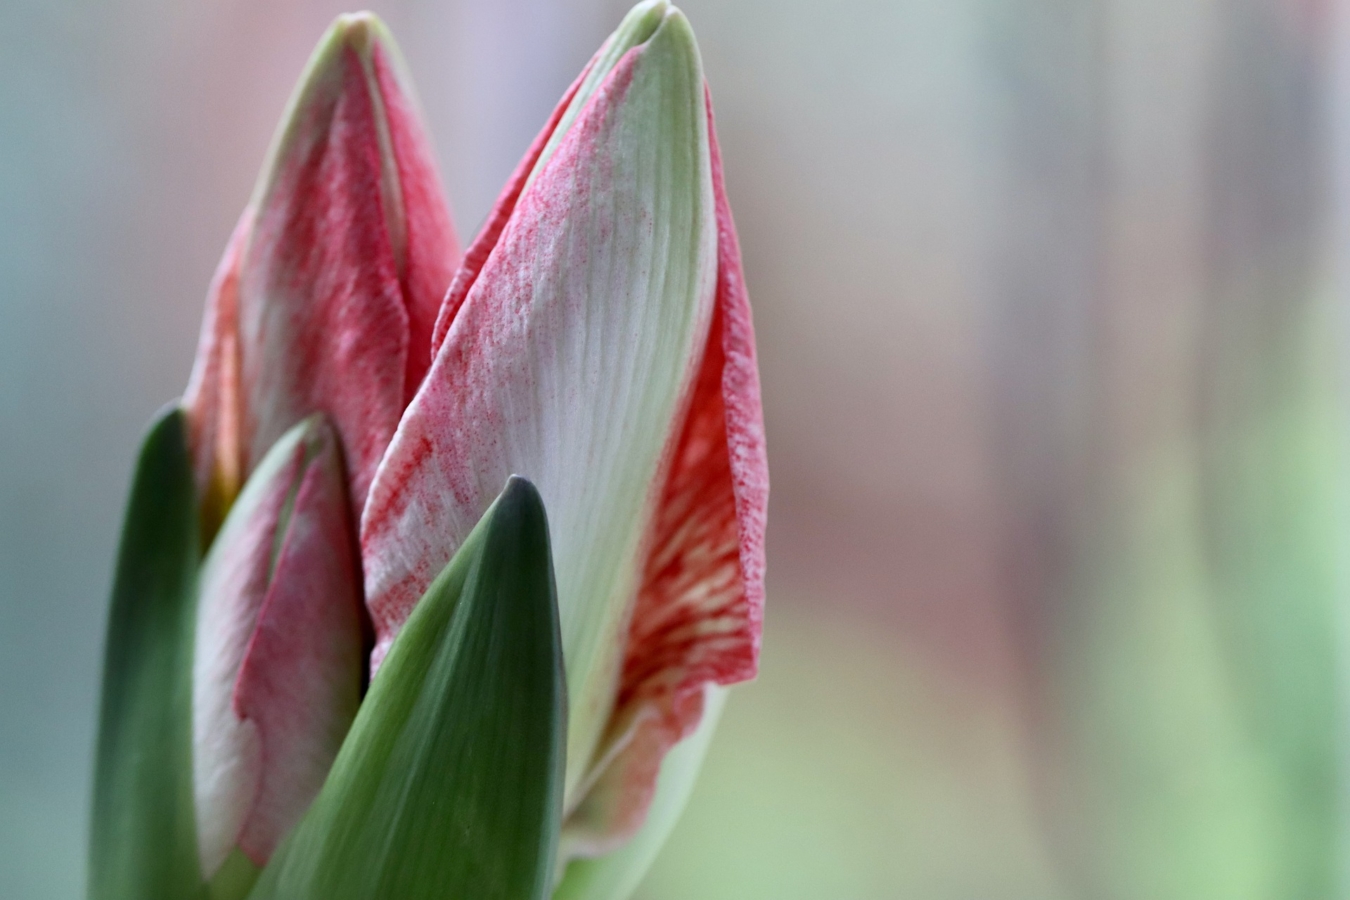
250 476 566 900
89 405 203 900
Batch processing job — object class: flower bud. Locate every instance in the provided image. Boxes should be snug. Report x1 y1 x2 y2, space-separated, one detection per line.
185 13 459 539
360 0 767 871
192 415 364 879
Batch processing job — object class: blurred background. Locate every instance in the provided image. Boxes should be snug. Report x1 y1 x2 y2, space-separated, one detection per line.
3 0 1349 897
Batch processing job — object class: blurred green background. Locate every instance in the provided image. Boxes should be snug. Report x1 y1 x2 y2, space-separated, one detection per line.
3 0 1348 897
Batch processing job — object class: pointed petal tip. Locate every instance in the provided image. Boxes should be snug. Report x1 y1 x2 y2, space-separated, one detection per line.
620 0 673 41
240 7 458 516
513 0 695 199
600 0 701 87
268 9 405 168
624 0 697 54
294 412 338 456
642 3 700 68
325 10 394 60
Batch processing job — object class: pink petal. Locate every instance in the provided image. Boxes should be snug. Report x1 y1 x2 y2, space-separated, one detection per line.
362 46 656 671
221 14 457 518
192 417 363 875
561 89 768 853
232 423 365 866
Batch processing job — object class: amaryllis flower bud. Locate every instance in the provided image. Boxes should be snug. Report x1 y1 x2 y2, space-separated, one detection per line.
360 0 767 876
184 12 459 538
93 7 765 899
192 415 364 880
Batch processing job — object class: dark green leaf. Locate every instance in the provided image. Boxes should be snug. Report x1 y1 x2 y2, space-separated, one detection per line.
89 405 203 900
250 476 566 900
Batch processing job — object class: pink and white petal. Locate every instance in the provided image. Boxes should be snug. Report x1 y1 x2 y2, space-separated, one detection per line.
561 95 768 852
183 210 250 540
362 9 717 802
232 420 364 866
192 417 362 876
237 14 455 514
428 0 673 356
428 58 592 358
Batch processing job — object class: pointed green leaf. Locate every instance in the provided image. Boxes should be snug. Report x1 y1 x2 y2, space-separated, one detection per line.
90 406 203 900
250 476 565 900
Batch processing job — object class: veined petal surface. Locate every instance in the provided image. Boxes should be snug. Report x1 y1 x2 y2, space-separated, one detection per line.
192 416 363 878
362 6 717 807
367 3 772 858
561 92 768 855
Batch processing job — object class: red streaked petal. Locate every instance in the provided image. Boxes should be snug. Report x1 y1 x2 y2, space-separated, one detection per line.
183 211 250 541
362 10 717 805
192 417 362 876
561 90 768 853
241 32 401 512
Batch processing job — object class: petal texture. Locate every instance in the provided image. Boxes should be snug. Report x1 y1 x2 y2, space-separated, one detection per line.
373 38 461 403
561 91 768 854
428 0 669 356
192 417 363 877
362 8 716 805
187 13 458 525
427 61 590 358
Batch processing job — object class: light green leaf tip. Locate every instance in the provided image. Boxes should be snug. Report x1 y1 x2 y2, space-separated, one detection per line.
89 405 203 900
249 476 566 900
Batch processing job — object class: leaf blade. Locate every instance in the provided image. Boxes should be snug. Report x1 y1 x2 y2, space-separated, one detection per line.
251 476 565 900
89 406 202 900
